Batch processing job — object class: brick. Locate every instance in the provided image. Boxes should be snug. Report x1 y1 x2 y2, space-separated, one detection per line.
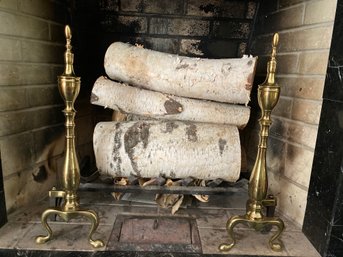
304 0 337 24
237 42 247 57
298 51 330 75
279 0 307 8
0 38 21 61
266 137 286 174
258 5 304 33
279 26 334 52
118 16 147 33
3 165 56 212
0 87 29 111
284 144 314 188
0 106 64 137
292 98 322 124
269 175 308 225
0 11 49 40
187 0 246 18
270 117 318 149
149 18 169 34
150 18 210 36
277 76 325 100
18 0 66 22
0 0 17 10
21 41 64 64
180 39 204 56
99 0 119 11
212 21 251 39
141 0 184 14
144 37 179 54
101 15 147 34
33 126 64 161
0 63 53 86
246 1 257 19
256 54 299 75
120 0 142 12
27 85 62 107
287 120 318 148
1 133 35 177
273 96 293 118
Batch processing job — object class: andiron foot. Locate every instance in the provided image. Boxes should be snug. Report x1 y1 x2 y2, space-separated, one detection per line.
219 214 284 252
36 207 104 248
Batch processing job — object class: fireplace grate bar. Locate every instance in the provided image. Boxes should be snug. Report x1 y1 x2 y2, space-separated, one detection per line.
78 183 244 195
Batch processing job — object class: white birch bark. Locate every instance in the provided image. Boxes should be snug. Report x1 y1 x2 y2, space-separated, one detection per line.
91 76 250 128
104 42 257 104
93 120 241 182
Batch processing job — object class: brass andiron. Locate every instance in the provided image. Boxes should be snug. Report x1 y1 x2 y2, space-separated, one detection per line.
36 25 104 248
219 33 285 252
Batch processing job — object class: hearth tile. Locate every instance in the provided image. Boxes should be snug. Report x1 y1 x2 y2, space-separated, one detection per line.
107 215 201 253
195 209 229 229
0 222 35 248
198 227 289 256
282 231 321 257
15 223 112 251
8 201 48 223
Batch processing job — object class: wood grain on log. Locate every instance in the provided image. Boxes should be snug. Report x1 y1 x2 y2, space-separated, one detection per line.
104 42 257 104
91 76 250 127
93 120 241 182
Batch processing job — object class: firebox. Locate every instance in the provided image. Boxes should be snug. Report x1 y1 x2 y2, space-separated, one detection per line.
0 0 341 256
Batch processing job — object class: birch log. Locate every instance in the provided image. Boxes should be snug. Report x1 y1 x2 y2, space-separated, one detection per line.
94 120 241 182
104 42 257 104
91 76 250 127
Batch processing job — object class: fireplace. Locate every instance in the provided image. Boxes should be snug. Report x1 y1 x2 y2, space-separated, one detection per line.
0 0 341 256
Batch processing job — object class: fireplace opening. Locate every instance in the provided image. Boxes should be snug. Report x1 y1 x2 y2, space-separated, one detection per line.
0 0 341 256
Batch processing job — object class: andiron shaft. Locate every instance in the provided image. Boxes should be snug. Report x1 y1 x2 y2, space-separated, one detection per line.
36 25 104 248
219 33 285 252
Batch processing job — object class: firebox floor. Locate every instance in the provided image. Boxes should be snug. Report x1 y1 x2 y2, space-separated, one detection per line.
0 185 320 257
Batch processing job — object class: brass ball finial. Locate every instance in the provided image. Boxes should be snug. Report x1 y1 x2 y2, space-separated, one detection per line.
272 33 279 47
65 25 72 40
271 33 279 59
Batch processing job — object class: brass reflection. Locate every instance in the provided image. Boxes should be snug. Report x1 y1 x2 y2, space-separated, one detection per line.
219 33 285 252
35 25 104 248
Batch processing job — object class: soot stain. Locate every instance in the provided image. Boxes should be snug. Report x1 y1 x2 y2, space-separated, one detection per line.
218 138 227 156
113 123 122 176
186 123 198 142
124 122 151 176
164 98 183 114
163 121 179 133
90 93 99 103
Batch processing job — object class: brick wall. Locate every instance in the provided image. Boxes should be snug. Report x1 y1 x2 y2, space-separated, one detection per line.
96 0 257 58
245 0 337 226
0 0 94 213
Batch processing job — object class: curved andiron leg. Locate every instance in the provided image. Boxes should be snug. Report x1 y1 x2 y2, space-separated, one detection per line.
220 33 285 252
219 215 285 252
36 208 104 248
218 215 247 252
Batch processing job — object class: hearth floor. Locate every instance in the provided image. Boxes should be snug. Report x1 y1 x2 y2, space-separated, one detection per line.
0 185 320 257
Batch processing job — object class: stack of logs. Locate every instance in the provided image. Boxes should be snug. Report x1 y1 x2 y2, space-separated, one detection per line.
91 42 257 184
